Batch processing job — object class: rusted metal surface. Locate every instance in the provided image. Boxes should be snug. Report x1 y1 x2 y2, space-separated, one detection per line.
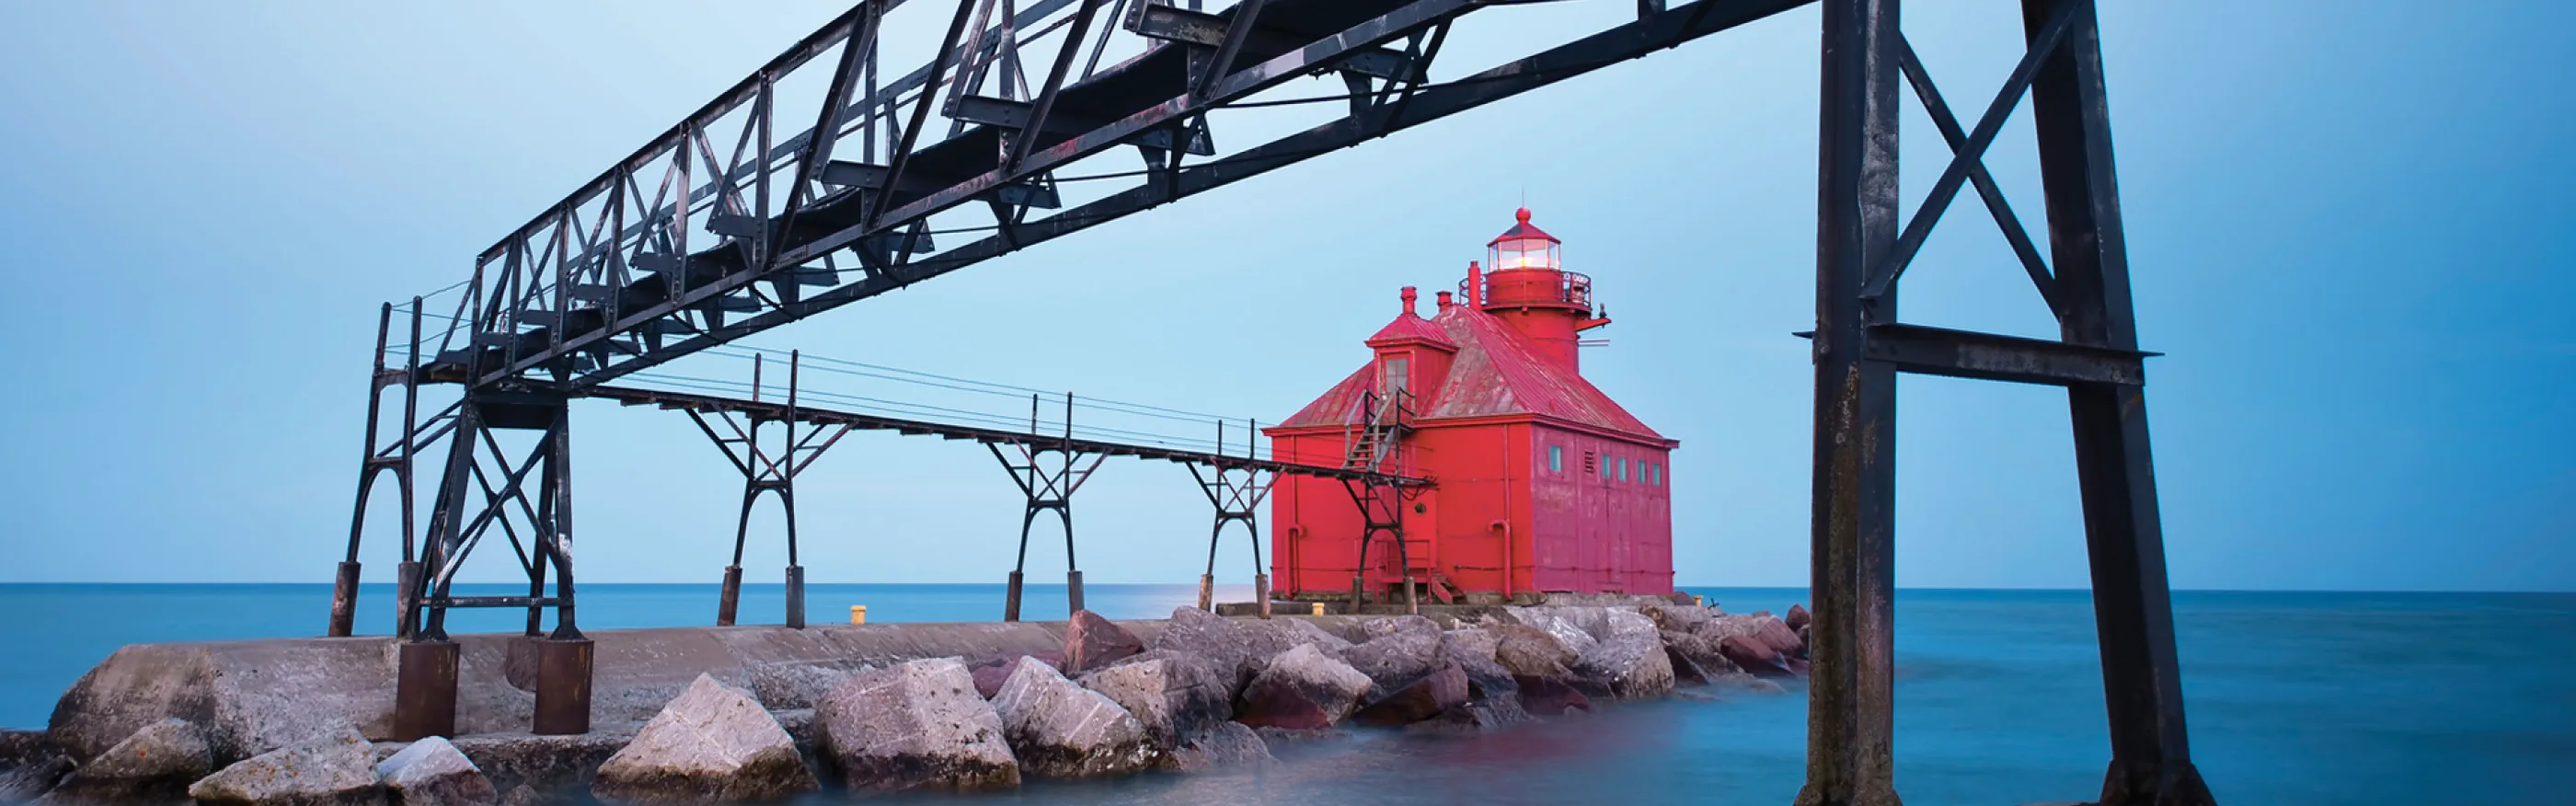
784 565 807 628
328 561 362 639
717 565 744 627
531 638 594 736
1003 570 1026 622
392 640 459 742
1792 0 2214 800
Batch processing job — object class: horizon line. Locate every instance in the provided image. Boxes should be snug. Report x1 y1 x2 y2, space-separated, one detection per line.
0 581 2567 595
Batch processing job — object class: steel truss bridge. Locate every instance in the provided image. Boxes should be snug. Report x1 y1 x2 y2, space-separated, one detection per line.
329 0 2216 802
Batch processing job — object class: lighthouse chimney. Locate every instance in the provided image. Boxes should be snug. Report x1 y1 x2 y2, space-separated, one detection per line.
1474 208 1606 372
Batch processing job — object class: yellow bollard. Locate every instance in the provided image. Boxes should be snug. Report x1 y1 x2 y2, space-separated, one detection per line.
1693 594 1706 607
1310 602 1325 616
849 604 868 625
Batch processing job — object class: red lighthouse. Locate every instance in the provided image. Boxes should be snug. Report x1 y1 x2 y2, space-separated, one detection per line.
1265 209 1678 604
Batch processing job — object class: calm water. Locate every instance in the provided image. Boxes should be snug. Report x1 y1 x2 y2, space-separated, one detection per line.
1 584 2568 805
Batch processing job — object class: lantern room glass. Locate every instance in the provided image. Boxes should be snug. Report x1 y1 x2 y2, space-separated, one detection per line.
1489 236 1559 271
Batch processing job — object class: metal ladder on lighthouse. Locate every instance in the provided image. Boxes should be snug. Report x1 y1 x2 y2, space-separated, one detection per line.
1340 389 1420 613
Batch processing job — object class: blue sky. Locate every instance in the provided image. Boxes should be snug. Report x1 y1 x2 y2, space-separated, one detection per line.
0 1 2566 592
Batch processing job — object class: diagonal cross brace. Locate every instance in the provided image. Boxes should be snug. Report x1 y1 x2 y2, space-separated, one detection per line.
1895 38 2061 315
1859 0 2081 304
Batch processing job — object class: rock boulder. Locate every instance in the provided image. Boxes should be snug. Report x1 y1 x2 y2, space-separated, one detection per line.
1350 662 1470 727
816 659 1018 792
34 718 211 805
1754 616 1805 658
1505 609 1602 657
591 674 816 804
1403 701 1526 735
1488 624 1577 679
1719 636 1794 678
1080 654 1232 753
1333 626 1444 701
743 662 865 711
1441 628 1500 664
1149 608 1347 693
1661 629 1739 684
1514 674 1592 716
448 731 630 798
0 731 72 803
967 654 1062 699
1785 604 1811 631
1062 611 1144 674
189 725 385 806
1640 602 1716 634
375 737 496 806
1569 610 1674 699
1163 722 1272 771
1441 639 1531 726
990 657 1156 778
1357 616 1440 642
1233 644 1372 730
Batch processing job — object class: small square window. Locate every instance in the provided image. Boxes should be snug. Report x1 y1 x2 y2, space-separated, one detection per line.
1547 445 1563 472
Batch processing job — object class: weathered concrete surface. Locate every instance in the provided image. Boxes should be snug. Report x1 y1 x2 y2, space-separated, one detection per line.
590 675 815 804
990 658 1155 778
48 620 1165 765
815 659 1018 792
375 737 495 806
188 726 385 806
741 662 867 712
33 718 211 805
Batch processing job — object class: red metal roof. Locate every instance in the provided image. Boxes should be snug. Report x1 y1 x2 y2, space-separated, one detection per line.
1486 207 1560 247
1363 310 1455 350
1274 305 1667 443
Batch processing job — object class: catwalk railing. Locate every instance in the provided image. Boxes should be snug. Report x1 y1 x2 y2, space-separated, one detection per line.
403 0 1811 395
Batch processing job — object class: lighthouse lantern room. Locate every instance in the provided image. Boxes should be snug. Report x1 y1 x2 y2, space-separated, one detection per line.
1265 209 1676 604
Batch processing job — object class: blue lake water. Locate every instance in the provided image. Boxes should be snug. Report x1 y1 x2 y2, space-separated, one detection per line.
1 584 2567 805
